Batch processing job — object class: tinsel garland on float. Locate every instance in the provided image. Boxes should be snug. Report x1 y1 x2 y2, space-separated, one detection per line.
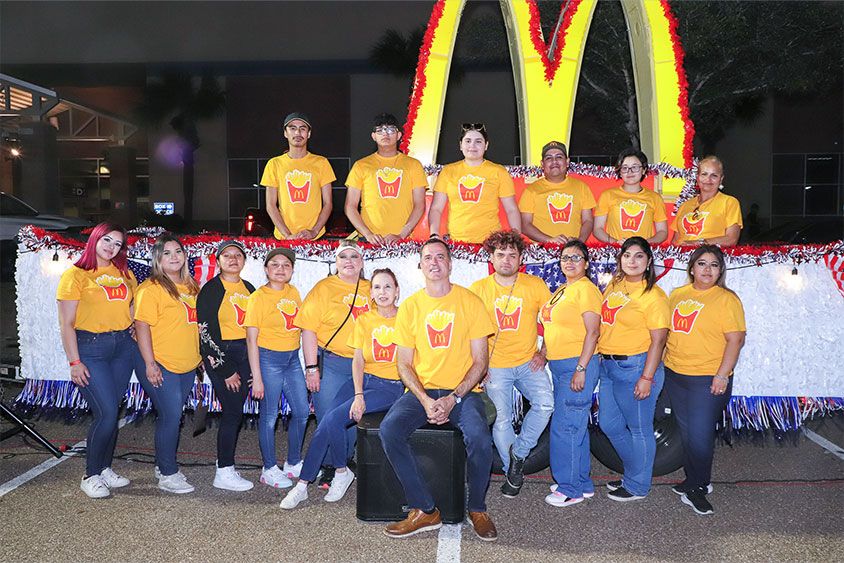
13 226 844 432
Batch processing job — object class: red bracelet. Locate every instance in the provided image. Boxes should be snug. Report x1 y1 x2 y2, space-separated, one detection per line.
69 360 81 367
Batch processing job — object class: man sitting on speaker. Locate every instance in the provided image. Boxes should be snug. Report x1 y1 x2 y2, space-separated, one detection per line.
379 237 498 541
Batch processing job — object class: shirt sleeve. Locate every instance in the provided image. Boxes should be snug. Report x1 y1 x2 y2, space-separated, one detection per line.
643 287 671 330
133 285 160 326
594 191 610 218
345 161 364 189
518 186 534 213
433 166 450 194
579 284 603 316
725 195 743 228
652 192 668 222
580 182 597 210
349 314 366 349
393 301 417 348
320 158 337 187
294 285 324 332
56 268 81 300
260 159 280 188
410 159 428 189
243 291 262 329
466 293 496 339
498 166 515 198
722 293 746 333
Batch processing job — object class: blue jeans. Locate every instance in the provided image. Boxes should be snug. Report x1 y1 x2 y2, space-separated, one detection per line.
258 348 309 469
313 349 355 463
135 358 194 477
548 356 599 498
486 360 553 469
664 367 732 489
75 329 136 477
380 390 492 513
300 374 405 482
598 353 665 496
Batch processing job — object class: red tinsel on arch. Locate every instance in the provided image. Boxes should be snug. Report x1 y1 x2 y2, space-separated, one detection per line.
526 0 582 84
660 0 695 167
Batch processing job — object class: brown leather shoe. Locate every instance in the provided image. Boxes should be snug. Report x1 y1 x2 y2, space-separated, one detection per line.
384 508 442 538
468 511 498 541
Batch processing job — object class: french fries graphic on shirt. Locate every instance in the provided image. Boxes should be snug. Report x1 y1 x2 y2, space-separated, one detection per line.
286 169 312 204
376 167 403 199
457 174 484 203
681 211 709 237
95 274 129 301
180 293 198 324
343 294 370 319
494 295 522 331
276 299 300 331
672 299 705 334
425 309 455 349
601 292 631 325
371 325 397 362
618 199 648 232
547 192 574 224
229 293 250 326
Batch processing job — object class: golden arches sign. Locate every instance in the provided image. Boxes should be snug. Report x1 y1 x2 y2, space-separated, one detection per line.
402 0 693 197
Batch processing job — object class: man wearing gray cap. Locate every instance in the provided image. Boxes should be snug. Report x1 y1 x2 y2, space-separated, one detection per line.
261 112 336 240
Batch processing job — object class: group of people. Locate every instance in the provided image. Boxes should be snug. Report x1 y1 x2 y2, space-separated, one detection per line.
54 112 748 542
262 112 743 249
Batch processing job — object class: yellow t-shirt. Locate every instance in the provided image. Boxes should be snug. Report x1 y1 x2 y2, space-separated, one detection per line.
295 276 372 358
56 265 137 333
664 284 746 376
219 279 251 341
348 310 400 381
433 159 515 243
134 281 200 373
540 276 603 360
243 284 302 352
518 176 596 239
346 152 428 236
597 280 670 355
394 285 495 390
671 192 743 244
260 152 337 239
595 186 667 240
469 273 551 368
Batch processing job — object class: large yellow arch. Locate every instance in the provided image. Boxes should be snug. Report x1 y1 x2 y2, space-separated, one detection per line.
402 0 694 197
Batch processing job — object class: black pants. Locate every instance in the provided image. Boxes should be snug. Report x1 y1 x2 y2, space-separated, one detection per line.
664 367 732 488
207 340 251 468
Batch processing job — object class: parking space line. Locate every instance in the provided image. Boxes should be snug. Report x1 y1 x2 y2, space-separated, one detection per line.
0 416 129 497
803 428 844 461
436 523 462 563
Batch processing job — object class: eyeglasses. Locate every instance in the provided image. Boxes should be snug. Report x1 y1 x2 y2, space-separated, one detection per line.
560 255 585 263
461 122 486 133
620 165 642 173
374 125 399 135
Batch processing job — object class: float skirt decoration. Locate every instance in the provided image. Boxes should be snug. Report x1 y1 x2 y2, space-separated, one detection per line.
14 226 844 432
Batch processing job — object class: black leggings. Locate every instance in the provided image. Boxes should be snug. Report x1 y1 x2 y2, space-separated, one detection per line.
207 340 251 468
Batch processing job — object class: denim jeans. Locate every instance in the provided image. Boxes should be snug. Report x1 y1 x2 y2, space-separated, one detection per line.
380 390 492 513
313 349 355 463
135 358 194 477
75 329 136 477
300 373 405 482
598 352 665 496
548 356 599 498
257 348 309 469
664 367 732 489
206 339 250 468
486 360 554 469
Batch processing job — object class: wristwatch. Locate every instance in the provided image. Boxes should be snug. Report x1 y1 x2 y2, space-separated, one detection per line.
450 392 462 404
575 364 586 373
305 367 319 374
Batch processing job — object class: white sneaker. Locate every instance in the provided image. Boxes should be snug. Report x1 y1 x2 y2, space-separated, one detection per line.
283 460 304 479
158 471 195 494
100 467 130 488
214 464 254 492
544 491 584 507
154 466 161 480
280 484 308 509
261 465 293 489
549 484 594 498
80 474 110 498
324 469 355 502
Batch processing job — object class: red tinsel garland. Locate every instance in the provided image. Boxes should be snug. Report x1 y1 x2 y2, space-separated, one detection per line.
400 0 446 154
660 0 695 167
526 0 582 83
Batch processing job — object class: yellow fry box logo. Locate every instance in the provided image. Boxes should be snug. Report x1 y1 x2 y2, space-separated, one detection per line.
376 167 403 199
343 294 370 320
601 292 631 326
618 199 649 232
276 298 300 331
672 299 705 334
95 274 129 301
494 295 523 331
546 192 574 224
425 309 455 349
371 325 397 363
230 293 250 326
180 293 197 324
681 211 709 237
285 169 312 204
457 174 485 203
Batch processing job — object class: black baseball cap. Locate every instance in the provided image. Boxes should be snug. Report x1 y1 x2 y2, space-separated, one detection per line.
264 247 296 267
216 239 246 258
283 112 312 128
542 141 568 159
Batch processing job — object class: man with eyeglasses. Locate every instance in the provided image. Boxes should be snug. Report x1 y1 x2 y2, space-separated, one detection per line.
519 141 595 244
344 113 428 244
260 112 336 240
